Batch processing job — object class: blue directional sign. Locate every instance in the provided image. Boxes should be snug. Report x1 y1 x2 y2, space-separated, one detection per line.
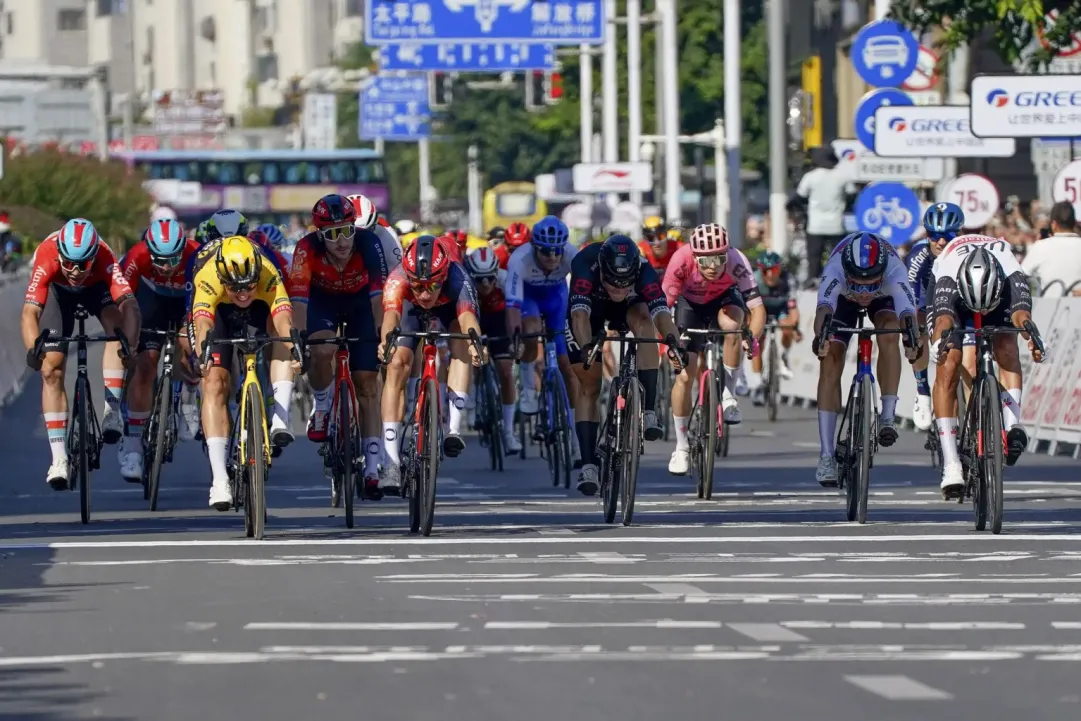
365 0 605 45
854 88 912 150
851 20 919 88
363 74 429 102
854 182 922 243
359 98 432 141
380 42 556 71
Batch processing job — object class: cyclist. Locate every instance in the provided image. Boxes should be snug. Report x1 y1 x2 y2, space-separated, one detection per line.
441 228 469 262
749 251 801 405
247 227 290 277
908 202 965 432
348 193 403 270
22 219 140 488
928 238 1043 497
637 216 683 280
288 194 391 499
662 224 762 473
504 222 532 255
190 235 300 510
103 219 201 481
464 245 521 453
203 209 249 245
254 223 291 264
395 219 418 237
487 226 510 269
567 234 687 495
811 232 921 486
194 220 212 247
377 235 484 491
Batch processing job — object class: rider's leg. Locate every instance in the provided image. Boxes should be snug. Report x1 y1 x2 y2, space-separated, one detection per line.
993 330 1026 465
933 333 965 492
202 357 234 508
718 302 746 422
266 316 296 446
40 348 69 480
911 309 933 431
100 302 127 443
871 309 901 445
382 343 413 469
304 327 336 436
351 296 382 482
444 319 472 458
626 302 664 440
518 297 542 413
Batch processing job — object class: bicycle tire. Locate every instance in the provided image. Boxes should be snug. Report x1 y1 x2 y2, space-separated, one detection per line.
844 383 860 522
487 368 504 472
517 411 528 460
855 375 874 524
982 377 1005 534
620 379 643 526
601 383 621 524
338 378 356 529
72 377 92 524
690 403 705 498
418 378 440 537
659 365 672 441
767 335 780 422
246 386 268 540
406 417 421 534
927 426 942 469
542 381 560 487
702 375 719 500
552 372 573 490
146 373 171 511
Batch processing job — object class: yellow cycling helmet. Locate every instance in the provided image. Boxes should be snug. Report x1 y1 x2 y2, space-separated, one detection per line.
643 216 665 238
215 235 262 291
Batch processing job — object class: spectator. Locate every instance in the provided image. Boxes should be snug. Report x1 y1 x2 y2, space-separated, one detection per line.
1021 201 1081 297
795 146 852 288
0 211 24 272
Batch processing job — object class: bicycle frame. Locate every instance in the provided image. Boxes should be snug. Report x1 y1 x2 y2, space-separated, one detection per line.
684 328 752 435
238 351 271 469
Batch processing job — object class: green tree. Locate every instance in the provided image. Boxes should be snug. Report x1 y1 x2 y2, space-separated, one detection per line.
889 0 1081 69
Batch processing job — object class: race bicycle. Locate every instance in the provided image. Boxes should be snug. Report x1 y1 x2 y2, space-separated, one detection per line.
683 327 753 500
471 336 508 472
201 327 303 540
519 327 574 489
139 325 187 512
32 307 131 524
382 324 484 537
761 323 786 422
819 308 917 524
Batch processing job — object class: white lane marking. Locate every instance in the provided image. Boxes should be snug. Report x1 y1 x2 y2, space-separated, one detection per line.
644 583 709 597
1052 622 1081 629
726 623 810 642
578 552 633 564
536 528 576 535
12 533 1081 549
376 574 1081 585
749 431 775 437
792 442 820 448
0 653 176 667
412 591 1081 605
483 620 725 630
245 622 459 631
784 621 1025 630
845 675 953 700
184 622 218 631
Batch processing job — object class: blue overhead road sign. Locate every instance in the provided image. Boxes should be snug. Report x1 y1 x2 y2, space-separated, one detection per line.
851 20 919 88
854 88 912 150
380 42 556 71
363 74 429 102
365 0 605 45
854 182 921 243
359 99 432 141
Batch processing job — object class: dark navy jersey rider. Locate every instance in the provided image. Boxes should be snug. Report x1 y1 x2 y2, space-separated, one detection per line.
567 242 668 318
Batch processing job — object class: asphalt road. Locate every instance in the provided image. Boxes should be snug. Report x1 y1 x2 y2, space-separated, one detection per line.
2 352 1081 720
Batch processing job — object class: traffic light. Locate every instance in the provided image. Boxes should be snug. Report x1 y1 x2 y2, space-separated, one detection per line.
546 70 563 103
429 72 453 109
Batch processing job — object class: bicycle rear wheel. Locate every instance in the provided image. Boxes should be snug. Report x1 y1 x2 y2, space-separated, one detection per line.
418 378 440 537
767 336 780 422
620 380 643 526
701 375 719 500
72 377 92 524
981 377 1006 534
245 386 268 540
659 364 672 441
145 374 171 511
337 379 356 529
854 376 874 524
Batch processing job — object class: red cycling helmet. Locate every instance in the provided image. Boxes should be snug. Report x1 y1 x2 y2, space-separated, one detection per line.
311 194 357 231
442 228 468 252
505 222 531 248
404 234 451 284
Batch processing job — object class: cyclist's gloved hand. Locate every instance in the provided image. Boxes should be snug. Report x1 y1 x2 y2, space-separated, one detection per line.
25 347 42 371
664 334 688 371
812 333 831 359
744 336 760 360
929 335 952 365
510 331 523 360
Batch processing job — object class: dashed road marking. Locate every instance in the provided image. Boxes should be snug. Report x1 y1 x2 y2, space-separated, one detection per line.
726 623 810 642
845 675 953 700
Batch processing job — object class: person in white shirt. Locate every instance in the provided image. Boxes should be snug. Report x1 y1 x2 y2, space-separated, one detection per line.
1021 201 1081 297
796 146 854 287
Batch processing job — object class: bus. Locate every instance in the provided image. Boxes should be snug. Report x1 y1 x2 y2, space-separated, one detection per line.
112 149 390 227
482 181 548 232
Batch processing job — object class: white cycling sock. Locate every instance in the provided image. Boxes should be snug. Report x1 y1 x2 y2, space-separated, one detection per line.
363 437 381 476
880 394 898 423
382 422 402 465
271 381 293 427
936 417 960 466
502 404 516 433
312 385 332 413
447 390 467 435
673 415 690 450
1001 388 1022 430
206 437 229 484
521 362 537 390
818 410 837 456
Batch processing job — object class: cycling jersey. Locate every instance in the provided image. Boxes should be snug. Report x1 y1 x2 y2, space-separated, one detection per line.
931 234 1032 324
287 230 389 302
637 239 684 271
373 225 403 270
568 242 668 320
477 269 509 315
382 262 479 317
661 245 762 309
190 252 292 324
25 237 133 308
493 243 510 270
121 239 200 298
505 243 577 309
755 268 797 318
818 236 915 317
905 239 935 310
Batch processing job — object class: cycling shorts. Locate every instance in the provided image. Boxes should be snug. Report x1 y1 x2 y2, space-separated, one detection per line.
136 285 187 352
674 289 745 354
827 296 895 348
39 283 116 354
521 284 569 356
304 286 378 372
480 312 512 360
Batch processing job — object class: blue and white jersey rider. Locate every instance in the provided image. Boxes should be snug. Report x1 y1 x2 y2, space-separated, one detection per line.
254 223 292 266
818 232 915 319
505 215 578 416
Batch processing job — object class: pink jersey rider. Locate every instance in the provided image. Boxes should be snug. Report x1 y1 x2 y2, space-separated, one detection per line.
662 244 763 311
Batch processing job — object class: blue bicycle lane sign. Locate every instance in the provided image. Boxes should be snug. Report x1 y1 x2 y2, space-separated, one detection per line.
854 182 922 243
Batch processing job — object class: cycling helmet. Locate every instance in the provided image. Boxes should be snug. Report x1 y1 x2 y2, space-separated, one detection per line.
312 194 357 230
255 223 286 250
57 218 100 263
505 222 532 248
395 219 418 236
598 234 642 288
487 226 506 243
347 193 378 230
248 228 272 251
757 250 783 270
145 218 185 260
194 220 211 246
443 228 468 252
924 202 965 239
642 215 665 238
689 223 730 256
840 232 889 282
206 209 249 241
532 216 569 250
464 245 499 277
958 244 1004 314
403 234 451 284
214 235 262 291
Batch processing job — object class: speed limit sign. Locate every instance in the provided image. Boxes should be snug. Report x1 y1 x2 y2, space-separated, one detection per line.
1053 159 1081 218
941 174 1000 229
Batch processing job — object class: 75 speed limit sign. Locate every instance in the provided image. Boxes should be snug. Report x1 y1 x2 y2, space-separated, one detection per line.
1053 159 1081 218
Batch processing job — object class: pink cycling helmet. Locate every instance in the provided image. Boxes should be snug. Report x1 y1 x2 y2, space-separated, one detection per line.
689 223 729 256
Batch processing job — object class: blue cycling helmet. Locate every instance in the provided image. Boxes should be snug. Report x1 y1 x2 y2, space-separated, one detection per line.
840 231 889 281
531 215 569 249
145 218 186 259
923 202 964 239
57 218 101 263
255 223 286 249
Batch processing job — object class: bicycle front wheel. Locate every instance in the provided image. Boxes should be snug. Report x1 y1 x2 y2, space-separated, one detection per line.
245 386 268 540
337 379 356 529
551 373 573 490
145 374 172 511
485 369 504 472
72 376 92 524
701 375 719 500
767 336 780 422
854 376 874 524
620 380 643 526
601 385 621 524
981 377 1006 534
418 378 440 537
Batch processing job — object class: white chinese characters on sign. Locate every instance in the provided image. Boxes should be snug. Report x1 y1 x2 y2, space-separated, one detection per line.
371 0 598 39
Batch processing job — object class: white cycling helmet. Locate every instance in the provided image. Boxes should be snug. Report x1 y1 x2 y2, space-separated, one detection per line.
347 194 378 230
395 219 418 235
464 245 499 276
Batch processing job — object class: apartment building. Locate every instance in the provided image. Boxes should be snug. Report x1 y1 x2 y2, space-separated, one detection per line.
0 0 364 117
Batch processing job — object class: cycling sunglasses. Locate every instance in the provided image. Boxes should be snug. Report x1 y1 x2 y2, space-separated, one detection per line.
321 225 356 243
849 279 882 294
473 275 497 286
59 258 93 274
534 245 564 257
927 232 953 243
411 280 443 294
695 253 727 270
151 254 183 271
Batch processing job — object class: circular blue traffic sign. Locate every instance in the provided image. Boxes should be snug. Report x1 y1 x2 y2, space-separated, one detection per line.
851 20 919 88
854 182 922 243
854 88 912 150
